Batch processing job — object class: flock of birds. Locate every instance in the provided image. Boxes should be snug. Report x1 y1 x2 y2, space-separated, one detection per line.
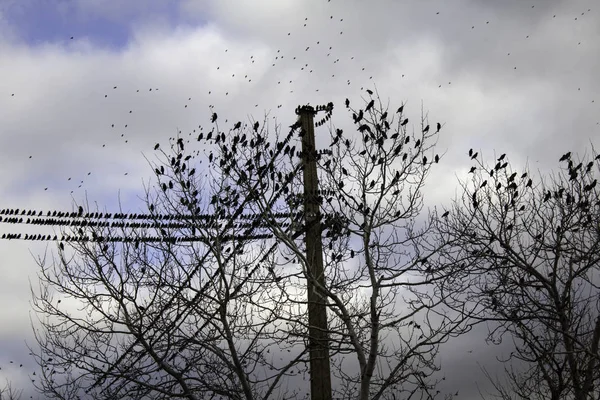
466 149 599 214
1 2 595 242
0 1 598 399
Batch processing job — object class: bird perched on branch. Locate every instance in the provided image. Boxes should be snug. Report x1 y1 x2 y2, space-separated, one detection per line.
559 152 571 162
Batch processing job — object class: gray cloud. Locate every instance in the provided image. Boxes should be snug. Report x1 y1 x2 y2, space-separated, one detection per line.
0 0 598 398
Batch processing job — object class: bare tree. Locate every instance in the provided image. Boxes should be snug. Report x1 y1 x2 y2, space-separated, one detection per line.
208 93 471 400
0 380 23 400
29 134 309 399
433 148 600 400
29 92 472 400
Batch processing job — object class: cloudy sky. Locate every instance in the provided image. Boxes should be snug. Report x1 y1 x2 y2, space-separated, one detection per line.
0 0 598 398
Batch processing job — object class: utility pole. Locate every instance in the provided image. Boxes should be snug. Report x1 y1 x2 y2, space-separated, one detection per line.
297 105 332 400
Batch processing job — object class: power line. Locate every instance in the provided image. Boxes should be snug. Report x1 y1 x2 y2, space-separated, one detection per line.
0 210 304 242
0 208 302 221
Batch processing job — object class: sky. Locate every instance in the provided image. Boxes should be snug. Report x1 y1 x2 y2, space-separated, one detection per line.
0 0 599 398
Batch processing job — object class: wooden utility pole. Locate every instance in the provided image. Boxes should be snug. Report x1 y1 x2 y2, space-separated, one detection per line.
297 105 332 400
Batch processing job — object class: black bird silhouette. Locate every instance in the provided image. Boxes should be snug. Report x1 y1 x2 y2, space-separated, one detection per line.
401 118 408 126
366 89 373 95
345 98 350 108
434 154 440 163
423 125 429 133
471 152 478 160
442 210 449 218
544 191 551 202
211 113 218 123
422 156 427 165
498 154 506 161
584 179 597 191
414 139 421 148
254 121 260 131
469 166 476 173
526 179 532 188
397 105 404 114
469 148 474 157
234 121 242 130
354 110 364 123
559 152 571 162
365 99 375 112
436 122 441 132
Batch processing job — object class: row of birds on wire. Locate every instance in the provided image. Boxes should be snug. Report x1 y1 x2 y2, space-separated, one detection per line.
0 207 302 221
0 208 308 243
0 232 274 244
0 216 293 230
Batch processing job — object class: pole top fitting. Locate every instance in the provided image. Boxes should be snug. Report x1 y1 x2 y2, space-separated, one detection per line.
295 102 334 115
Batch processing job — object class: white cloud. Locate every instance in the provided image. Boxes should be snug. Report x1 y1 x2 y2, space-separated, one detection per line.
0 0 598 398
